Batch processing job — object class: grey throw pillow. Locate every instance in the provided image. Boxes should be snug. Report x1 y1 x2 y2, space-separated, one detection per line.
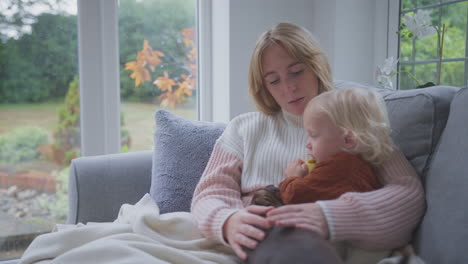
150 110 226 214
335 80 458 178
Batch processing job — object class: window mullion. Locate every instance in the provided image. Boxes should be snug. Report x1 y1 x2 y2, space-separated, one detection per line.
465 4 468 88
78 0 121 156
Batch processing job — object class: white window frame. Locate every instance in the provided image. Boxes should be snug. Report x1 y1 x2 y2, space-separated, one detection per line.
392 0 468 89
374 0 401 89
197 0 213 122
77 0 210 156
78 0 121 156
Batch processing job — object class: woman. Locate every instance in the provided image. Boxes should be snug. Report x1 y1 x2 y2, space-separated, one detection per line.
190 22 424 262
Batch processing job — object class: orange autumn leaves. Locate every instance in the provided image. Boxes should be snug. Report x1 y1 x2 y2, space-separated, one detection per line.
125 28 196 107
124 40 164 87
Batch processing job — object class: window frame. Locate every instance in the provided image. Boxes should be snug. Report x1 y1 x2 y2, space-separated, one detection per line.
395 0 468 89
78 0 121 157
78 0 208 157
0 1 205 261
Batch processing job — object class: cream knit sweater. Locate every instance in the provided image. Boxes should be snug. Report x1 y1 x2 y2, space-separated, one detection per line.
191 110 425 249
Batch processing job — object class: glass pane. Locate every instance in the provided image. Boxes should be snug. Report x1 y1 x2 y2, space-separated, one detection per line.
399 65 416 89
415 63 438 86
402 0 415 11
0 0 77 260
414 7 439 61
119 0 197 152
398 63 439 89
440 61 465 87
400 37 414 61
416 0 440 8
441 1 467 59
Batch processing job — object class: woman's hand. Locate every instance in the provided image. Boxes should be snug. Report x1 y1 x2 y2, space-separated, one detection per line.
285 159 309 177
223 205 273 260
266 203 329 239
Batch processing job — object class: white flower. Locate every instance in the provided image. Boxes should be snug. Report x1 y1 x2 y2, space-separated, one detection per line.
377 56 398 76
404 10 437 39
377 75 393 90
376 56 398 89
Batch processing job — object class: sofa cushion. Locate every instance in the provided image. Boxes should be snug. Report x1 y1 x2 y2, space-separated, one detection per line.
150 110 226 214
335 81 458 178
414 88 468 263
380 86 458 177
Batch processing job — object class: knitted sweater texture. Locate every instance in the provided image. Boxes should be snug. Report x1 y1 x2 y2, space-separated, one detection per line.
190 111 425 249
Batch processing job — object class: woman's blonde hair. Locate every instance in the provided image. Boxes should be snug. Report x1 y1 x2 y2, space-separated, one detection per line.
248 22 333 115
306 87 395 165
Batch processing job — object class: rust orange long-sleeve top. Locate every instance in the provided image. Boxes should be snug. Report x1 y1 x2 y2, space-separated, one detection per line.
279 152 381 205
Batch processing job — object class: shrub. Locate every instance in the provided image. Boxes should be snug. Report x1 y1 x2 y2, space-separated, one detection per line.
38 167 69 222
51 76 80 165
0 126 49 164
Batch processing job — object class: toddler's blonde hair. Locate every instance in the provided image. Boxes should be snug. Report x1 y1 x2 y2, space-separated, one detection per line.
305 87 394 165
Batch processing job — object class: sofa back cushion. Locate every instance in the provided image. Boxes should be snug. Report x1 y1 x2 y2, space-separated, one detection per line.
379 86 458 178
414 88 468 263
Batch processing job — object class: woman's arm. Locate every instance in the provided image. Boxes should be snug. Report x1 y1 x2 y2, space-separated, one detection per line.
191 144 271 260
191 144 244 243
316 149 425 249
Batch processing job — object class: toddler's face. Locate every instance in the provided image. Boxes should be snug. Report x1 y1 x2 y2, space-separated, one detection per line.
303 110 346 163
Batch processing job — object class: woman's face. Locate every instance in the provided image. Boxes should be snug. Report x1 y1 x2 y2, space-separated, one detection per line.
261 43 319 116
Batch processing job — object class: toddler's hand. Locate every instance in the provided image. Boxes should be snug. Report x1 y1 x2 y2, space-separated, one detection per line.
285 159 308 178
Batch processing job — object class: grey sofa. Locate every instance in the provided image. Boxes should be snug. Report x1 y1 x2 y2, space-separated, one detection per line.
67 85 468 264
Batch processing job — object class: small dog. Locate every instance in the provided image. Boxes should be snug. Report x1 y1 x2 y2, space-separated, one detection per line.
251 185 283 207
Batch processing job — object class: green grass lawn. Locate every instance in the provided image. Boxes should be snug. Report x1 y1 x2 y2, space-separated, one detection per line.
0 101 197 152
121 101 196 151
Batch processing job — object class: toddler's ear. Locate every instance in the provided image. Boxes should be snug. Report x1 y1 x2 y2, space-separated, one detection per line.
343 131 357 150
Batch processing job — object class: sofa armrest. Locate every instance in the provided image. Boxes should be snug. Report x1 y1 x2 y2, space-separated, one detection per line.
67 151 152 224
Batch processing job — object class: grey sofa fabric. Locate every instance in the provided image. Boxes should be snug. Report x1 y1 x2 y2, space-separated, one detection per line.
67 151 152 224
414 88 468 263
381 86 459 177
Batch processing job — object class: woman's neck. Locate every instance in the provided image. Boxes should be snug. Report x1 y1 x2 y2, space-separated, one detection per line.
281 109 303 128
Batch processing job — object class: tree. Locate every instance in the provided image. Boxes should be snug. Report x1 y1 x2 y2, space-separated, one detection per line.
45 77 131 165
118 0 196 102
0 12 77 103
0 0 66 41
125 27 196 107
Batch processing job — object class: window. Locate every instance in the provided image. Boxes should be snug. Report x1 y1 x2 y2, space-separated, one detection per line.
398 0 468 89
0 0 198 261
0 0 78 260
118 0 198 152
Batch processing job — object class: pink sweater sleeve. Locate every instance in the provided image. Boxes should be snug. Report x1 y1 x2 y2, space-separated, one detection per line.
316 149 425 249
190 144 244 245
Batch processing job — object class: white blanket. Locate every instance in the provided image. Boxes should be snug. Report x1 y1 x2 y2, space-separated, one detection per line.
19 194 238 264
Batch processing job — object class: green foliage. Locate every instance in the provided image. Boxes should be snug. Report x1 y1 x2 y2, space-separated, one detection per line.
0 13 77 103
52 76 80 165
50 77 130 162
0 0 195 103
399 3 467 89
0 126 49 164
118 0 196 101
